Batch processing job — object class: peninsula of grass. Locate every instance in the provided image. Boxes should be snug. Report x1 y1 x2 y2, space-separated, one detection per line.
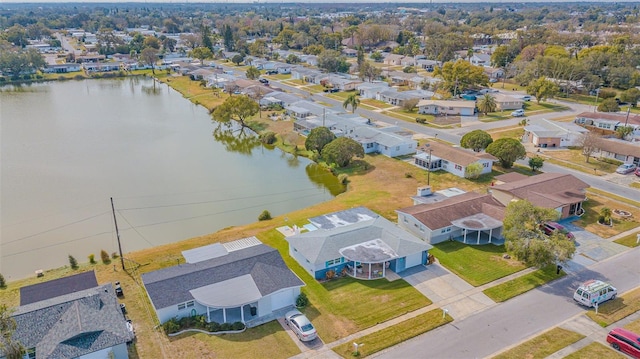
483 265 565 302
332 309 453 358
586 287 640 327
491 327 584 359
429 241 527 286
614 231 640 248
563 342 626 359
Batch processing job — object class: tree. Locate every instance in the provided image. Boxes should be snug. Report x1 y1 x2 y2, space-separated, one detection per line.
616 126 633 141
343 93 360 113
318 50 350 73
486 138 526 169
528 156 545 172
527 77 559 104
359 61 382 82
305 127 336 153
189 47 213 62
68 255 78 270
576 131 601 163
143 36 161 50
0 304 24 359
100 250 111 264
370 51 383 62
0 273 5 289
285 54 301 64
460 130 493 152
597 98 620 112
245 66 260 80
140 47 159 74
619 88 640 107
231 54 245 66
503 200 575 268
212 95 259 127
434 59 488 96
477 94 497 115
321 137 364 168
222 24 234 51
402 98 419 112
464 163 483 179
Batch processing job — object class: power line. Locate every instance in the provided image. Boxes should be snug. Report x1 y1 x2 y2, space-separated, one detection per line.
115 209 157 248
1 231 113 258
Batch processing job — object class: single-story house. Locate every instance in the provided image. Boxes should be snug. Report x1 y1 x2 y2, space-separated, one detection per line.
81 62 122 72
469 53 491 67
291 67 326 84
357 81 390 99
417 100 477 116
276 65 292 74
342 48 358 57
400 56 416 67
492 93 524 111
383 54 405 66
484 67 505 79
330 77 362 91
490 172 589 219
42 63 82 73
413 142 496 178
293 116 338 134
594 138 640 166
259 91 301 108
286 207 433 280
286 100 327 120
350 126 417 157
522 118 589 148
141 237 304 326
416 59 439 72
397 192 506 244
379 89 432 107
8 271 134 359
574 111 640 137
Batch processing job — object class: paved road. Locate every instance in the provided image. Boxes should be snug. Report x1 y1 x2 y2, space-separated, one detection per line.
373 248 640 359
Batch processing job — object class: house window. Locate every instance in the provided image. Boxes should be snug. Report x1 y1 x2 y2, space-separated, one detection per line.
404 216 408 223
186 301 195 308
26 348 36 359
325 257 343 267
178 303 186 310
455 164 462 170
483 162 490 168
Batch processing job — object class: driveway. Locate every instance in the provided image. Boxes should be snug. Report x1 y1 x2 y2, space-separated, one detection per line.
560 222 628 273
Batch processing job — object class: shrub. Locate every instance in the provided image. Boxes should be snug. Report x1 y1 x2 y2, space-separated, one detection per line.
111 252 119 259
69 255 79 270
416 118 427 124
326 269 336 280
0 77 6 83
258 210 272 221
296 292 309 308
260 131 277 145
338 173 349 184
23 74 31 80
100 250 111 264
597 88 617 99
207 321 221 332
74 74 85 80
231 322 244 330
163 318 180 334
405 172 413 178
598 157 623 165
0 273 6 289
88 254 96 264
220 322 232 331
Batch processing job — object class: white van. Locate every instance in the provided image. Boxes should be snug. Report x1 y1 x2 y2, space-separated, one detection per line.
573 280 617 307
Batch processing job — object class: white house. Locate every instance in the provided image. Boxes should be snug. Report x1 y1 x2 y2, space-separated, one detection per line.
492 93 524 111
350 125 417 157
357 82 389 99
522 118 589 148
413 142 496 178
141 237 304 326
9 271 134 359
286 207 432 280
417 100 477 116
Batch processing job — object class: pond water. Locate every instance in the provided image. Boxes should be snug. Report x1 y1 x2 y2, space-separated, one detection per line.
0 77 342 280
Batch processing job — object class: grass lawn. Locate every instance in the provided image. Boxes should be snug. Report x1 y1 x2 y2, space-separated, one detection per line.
585 287 640 327
332 309 453 358
483 265 565 302
305 84 325 93
359 98 394 109
572 191 640 239
587 188 640 209
491 327 584 359
631 182 640 189
488 126 525 140
538 149 619 175
614 231 640 248
625 317 640 333
326 91 353 100
429 241 527 287
563 342 626 359
269 74 292 80
157 75 228 110
523 101 570 113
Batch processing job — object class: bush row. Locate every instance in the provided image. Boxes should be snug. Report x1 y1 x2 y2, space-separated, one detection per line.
162 315 245 334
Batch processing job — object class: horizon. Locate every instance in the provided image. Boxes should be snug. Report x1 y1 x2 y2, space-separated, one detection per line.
2 0 639 4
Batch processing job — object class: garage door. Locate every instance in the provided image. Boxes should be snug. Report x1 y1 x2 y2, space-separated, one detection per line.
270 289 293 311
404 252 423 269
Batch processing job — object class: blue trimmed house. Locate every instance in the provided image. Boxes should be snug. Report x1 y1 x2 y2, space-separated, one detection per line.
286 207 432 280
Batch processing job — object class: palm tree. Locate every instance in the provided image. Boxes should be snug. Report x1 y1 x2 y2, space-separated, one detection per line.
477 93 497 115
343 93 360 113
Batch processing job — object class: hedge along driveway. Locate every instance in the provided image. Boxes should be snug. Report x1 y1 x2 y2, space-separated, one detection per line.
429 241 527 287
259 228 432 343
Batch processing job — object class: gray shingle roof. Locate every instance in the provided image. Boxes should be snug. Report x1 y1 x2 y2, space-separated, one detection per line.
141 244 303 310
12 284 133 359
287 214 432 265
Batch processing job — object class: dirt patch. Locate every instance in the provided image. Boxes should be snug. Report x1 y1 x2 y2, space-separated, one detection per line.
430 115 461 126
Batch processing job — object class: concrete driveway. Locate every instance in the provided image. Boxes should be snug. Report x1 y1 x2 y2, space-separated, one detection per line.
561 222 628 273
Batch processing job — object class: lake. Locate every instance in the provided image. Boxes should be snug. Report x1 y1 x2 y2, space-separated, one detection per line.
0 77 341 280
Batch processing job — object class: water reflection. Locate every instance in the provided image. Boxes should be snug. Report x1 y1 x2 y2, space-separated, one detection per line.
211 120 261 155
306 163 345 197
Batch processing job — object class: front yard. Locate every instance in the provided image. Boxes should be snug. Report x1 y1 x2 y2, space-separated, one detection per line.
429 241 528 287
573 191 640 238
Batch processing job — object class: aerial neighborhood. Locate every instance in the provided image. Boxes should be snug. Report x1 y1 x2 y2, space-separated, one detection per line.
1 2 640 359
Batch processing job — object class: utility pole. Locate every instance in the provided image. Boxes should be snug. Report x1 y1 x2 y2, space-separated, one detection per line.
110 197 125 271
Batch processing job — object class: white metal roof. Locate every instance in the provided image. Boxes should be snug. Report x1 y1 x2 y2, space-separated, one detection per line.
189 274 262 308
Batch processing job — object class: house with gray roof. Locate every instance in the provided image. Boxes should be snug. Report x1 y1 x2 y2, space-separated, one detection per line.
141 237 304 326
523 118 589 148
286 207 432 280
350 126 417 157
413 141 496 178
357 82 389 99
8 271 134 359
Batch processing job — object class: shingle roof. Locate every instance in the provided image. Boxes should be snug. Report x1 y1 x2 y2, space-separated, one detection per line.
491 173 589 208
596 138 640 157
287 212 431 265
20 271 98 306
141 244 303 310
416 142 496 167
576 111 640 125
12 284 133 359
397 192 505 230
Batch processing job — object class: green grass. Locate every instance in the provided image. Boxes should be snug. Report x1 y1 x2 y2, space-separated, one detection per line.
429 241 527 287
491 327 584 359
585 287 640 327
614 231 640 248
631 182 640 189
563 342 626 359
625 317 640 333
258 229 432 342
483 265 565 302
587 188 640 208
332 309 453 358
359 98 394 109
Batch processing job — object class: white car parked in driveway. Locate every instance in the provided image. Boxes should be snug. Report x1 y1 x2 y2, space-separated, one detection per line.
511 109 525 117
284 309 317 342
616 163 637 174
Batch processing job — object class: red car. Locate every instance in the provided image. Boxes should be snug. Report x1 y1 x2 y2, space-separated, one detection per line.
541 221 575 240
607 327 640 358
635 167 640 177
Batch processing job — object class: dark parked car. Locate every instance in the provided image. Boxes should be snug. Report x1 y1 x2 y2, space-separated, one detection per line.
541 221 575 240
114 281 123 297
259 78 269 84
